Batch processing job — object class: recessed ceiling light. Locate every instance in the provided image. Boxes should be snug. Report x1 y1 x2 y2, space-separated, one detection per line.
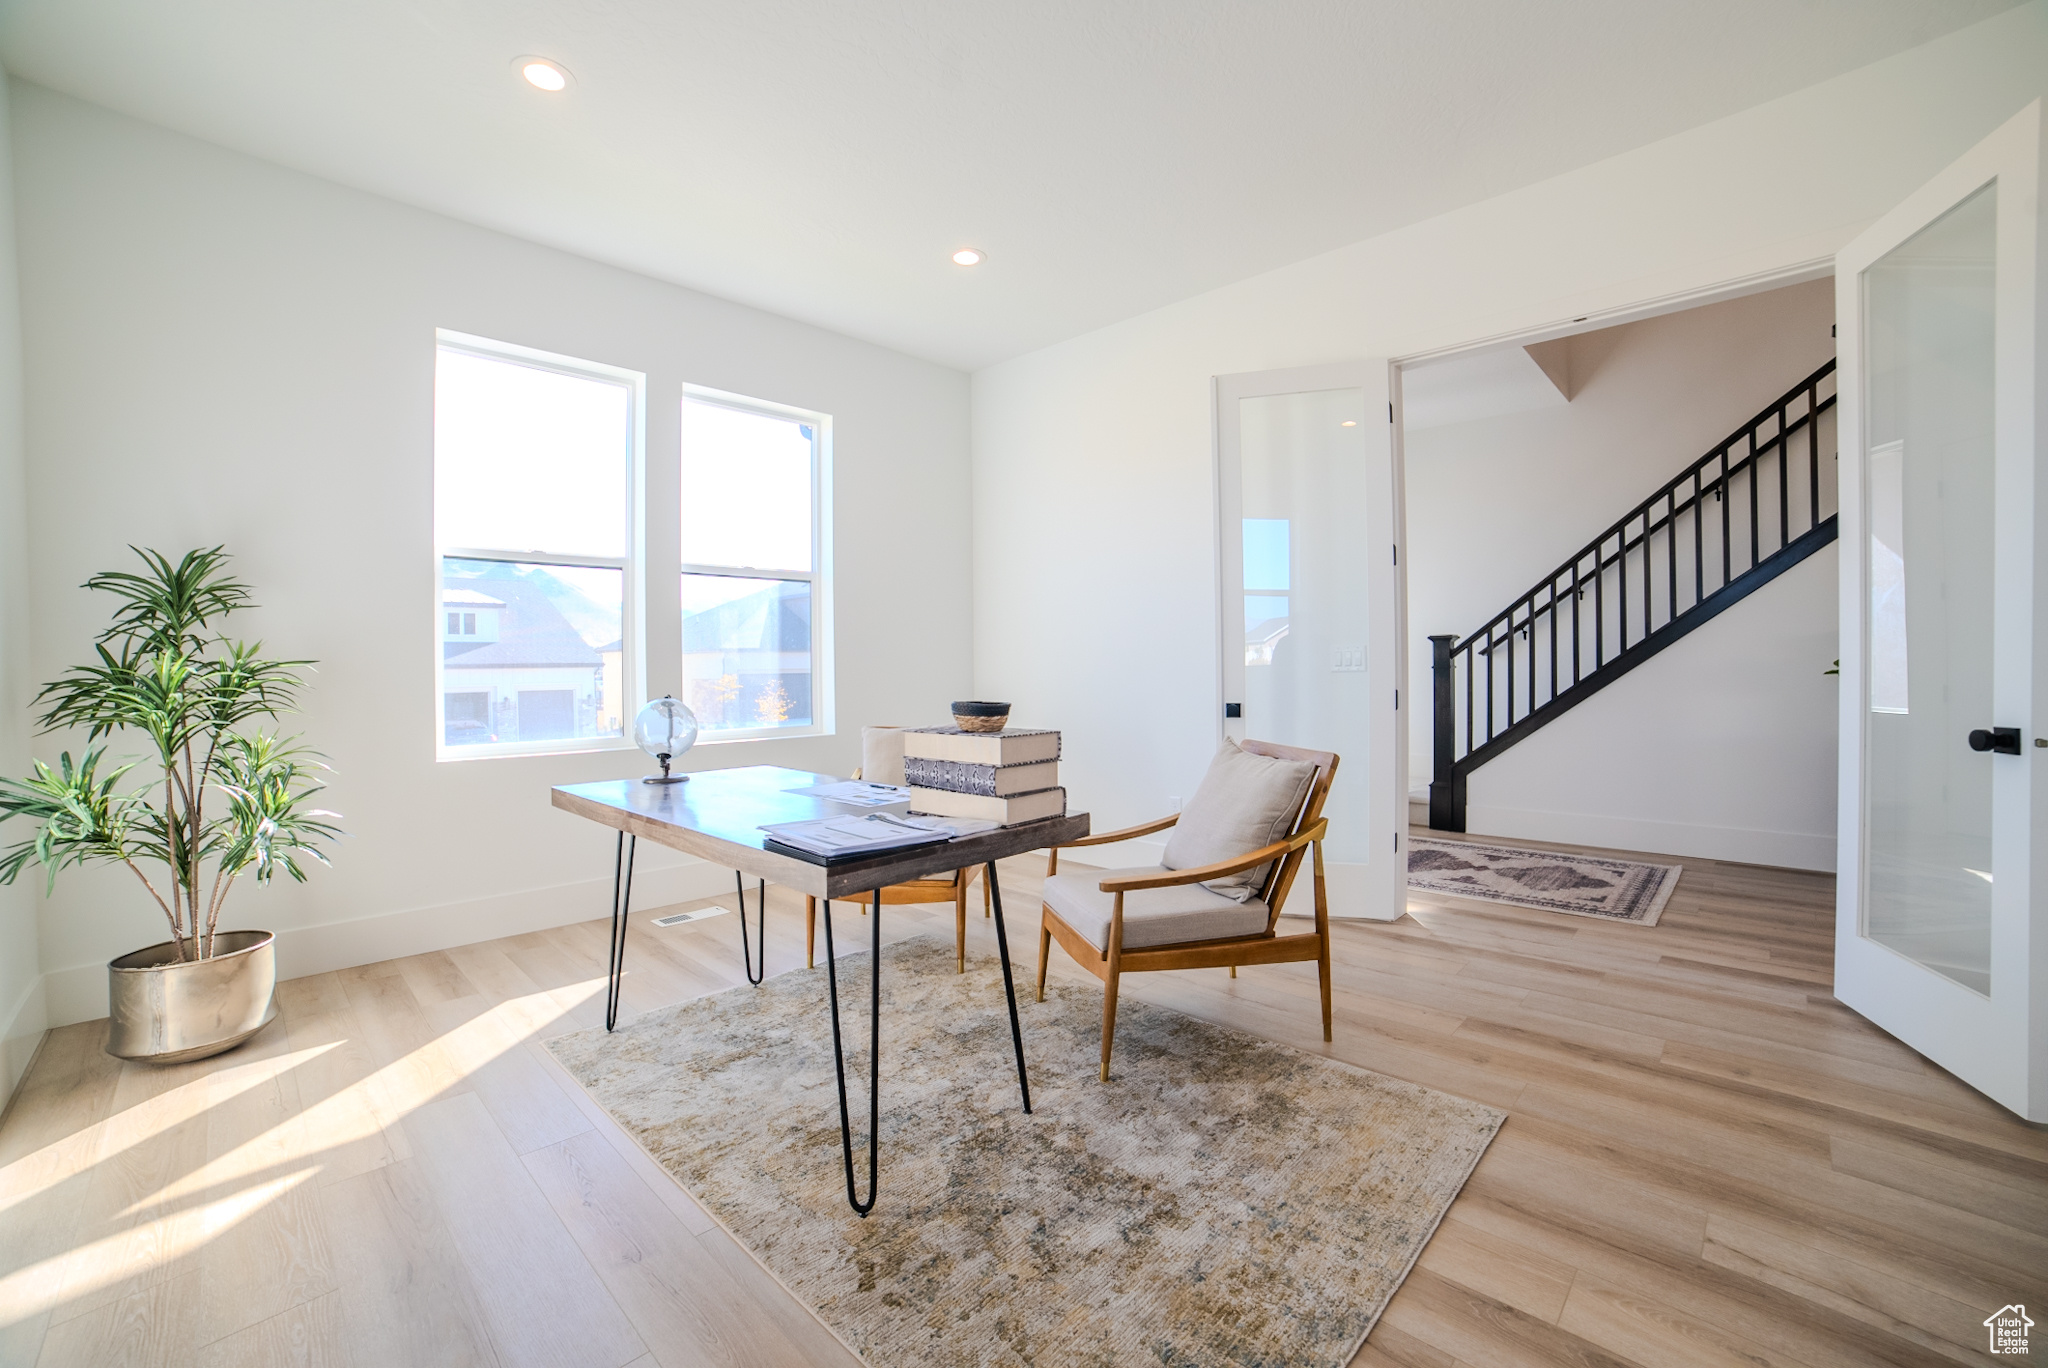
951 248 985 267
1340 420 1357 427
517 57 571 92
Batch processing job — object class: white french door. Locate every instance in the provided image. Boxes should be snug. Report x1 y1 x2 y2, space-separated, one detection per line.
1214 362 1406 921
1835 101 2044 1120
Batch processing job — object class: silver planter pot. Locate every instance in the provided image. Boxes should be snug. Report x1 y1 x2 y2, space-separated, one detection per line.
106 930 278 1064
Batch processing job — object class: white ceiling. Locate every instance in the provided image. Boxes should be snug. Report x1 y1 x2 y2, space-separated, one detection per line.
0 1 2014 370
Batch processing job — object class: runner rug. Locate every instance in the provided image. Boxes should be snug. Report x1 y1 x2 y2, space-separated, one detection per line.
546 934 1503 1367
1407 836 1682 925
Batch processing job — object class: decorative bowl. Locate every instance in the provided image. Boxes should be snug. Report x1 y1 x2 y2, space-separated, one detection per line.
950 700 1012 733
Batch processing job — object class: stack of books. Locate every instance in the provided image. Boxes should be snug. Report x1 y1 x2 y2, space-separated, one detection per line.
903 726 1064 825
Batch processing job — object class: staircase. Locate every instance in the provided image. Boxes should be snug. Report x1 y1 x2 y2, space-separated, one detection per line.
1426 359 1837 832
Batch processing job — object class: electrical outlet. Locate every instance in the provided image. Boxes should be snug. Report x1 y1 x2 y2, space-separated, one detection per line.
1330 645 1366 672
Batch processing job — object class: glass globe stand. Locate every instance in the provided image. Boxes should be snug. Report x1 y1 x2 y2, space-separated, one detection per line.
634 695 699 785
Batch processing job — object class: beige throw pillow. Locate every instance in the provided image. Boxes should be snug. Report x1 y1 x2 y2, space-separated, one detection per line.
1160 740 1319 902
860 726 907 787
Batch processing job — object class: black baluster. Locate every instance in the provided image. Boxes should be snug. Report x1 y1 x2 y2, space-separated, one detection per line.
1464 642 1474 763
1720 446 1730 589
1485 627 1495 742
1666 490 1677 630
1594 536 1605 668
1748 427 1760 572
1570 557 1581 685
1808 381 1821 533
1548 578 1558 705
1777 405 1790 552
1528 595 1537 715
1618 523 1629 652
1694 467 1704 609
1507 605 1515 727
1641 510 1652 641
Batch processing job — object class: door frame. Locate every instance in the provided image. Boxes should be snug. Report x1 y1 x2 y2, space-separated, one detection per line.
1380 258 1836 835
1209 265 1845 921
1832 102 2041 1119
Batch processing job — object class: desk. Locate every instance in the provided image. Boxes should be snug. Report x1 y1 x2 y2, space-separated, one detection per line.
552 766 1090 1215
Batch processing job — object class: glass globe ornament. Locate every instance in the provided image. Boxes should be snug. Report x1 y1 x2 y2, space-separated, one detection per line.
634 695 699 784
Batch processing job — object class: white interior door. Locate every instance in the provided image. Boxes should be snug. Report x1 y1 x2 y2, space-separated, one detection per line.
1215 362 1406 921
1835 102 2044 1120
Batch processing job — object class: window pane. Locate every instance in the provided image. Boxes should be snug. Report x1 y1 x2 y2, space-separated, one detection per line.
1861 182 1997 994
680 400 813 571
442 557 623 747
436 348 631 557
681 573 812 731
1243 518 1290 590
1245 594 1288 665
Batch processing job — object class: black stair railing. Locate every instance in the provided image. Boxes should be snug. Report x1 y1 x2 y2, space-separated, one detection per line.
1427 359 1838 832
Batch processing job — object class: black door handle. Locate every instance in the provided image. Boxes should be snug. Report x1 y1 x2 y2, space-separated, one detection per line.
1968 727 2022 755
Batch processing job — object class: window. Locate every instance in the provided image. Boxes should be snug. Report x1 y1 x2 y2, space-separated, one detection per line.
434 332 643 758
680 390 827 737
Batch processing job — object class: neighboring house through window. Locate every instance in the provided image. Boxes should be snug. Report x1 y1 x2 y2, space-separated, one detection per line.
434 332 643 758
679 389 829 738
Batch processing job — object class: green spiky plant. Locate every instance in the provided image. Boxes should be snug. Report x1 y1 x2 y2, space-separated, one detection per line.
0 547 343 961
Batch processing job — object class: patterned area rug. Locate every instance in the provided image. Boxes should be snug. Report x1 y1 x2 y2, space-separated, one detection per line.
546 934 1503 1367
1407 836 1681 924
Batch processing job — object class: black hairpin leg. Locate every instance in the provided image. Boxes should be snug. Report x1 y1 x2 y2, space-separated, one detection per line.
820 888 882 1216
984 861 1031 1114
605 831 637 1032
735 871 767 985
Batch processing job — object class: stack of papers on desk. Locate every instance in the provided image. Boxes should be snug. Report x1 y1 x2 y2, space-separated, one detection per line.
760 812 959 858
781 779 913 808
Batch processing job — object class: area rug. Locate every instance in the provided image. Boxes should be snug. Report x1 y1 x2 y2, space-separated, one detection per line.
545 934 1503 1367
1407 836 1681 925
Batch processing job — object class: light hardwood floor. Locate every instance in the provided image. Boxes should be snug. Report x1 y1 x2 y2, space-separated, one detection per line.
1 835 2043 1368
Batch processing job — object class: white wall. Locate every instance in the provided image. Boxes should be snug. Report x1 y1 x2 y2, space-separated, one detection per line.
971 5 2047 874
0 67 45 1098
12 84 973 1026
1406 280 1839 867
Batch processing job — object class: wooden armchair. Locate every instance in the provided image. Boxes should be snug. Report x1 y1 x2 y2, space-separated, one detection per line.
804 871 988 973
802 760 992 973
1036 739 1338 1080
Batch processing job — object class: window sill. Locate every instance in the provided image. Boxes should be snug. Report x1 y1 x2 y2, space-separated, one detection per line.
436 736 640 764
693 724 833 745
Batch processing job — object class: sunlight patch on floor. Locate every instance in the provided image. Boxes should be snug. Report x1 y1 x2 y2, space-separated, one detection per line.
1 1169 315 1323
0 1042 340 1222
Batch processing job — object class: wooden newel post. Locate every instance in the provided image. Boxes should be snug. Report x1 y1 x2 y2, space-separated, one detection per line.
1427 634 1466 832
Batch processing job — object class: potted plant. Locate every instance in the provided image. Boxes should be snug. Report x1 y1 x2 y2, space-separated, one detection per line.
0 548 342 1062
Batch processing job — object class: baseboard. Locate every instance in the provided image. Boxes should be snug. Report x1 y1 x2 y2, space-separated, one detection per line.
39 856 740 1028
1459 803 1835 872
1 970 48 1108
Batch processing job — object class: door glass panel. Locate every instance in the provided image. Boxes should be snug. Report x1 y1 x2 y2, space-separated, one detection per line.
1237 390 1369 863
1861 182 1996 994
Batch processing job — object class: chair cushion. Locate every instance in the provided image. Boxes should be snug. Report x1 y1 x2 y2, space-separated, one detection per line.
1160 740 1318 901
1044 866 1270 952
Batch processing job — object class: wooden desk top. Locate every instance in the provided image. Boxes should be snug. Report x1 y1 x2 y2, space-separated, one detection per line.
552 765 1090 899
